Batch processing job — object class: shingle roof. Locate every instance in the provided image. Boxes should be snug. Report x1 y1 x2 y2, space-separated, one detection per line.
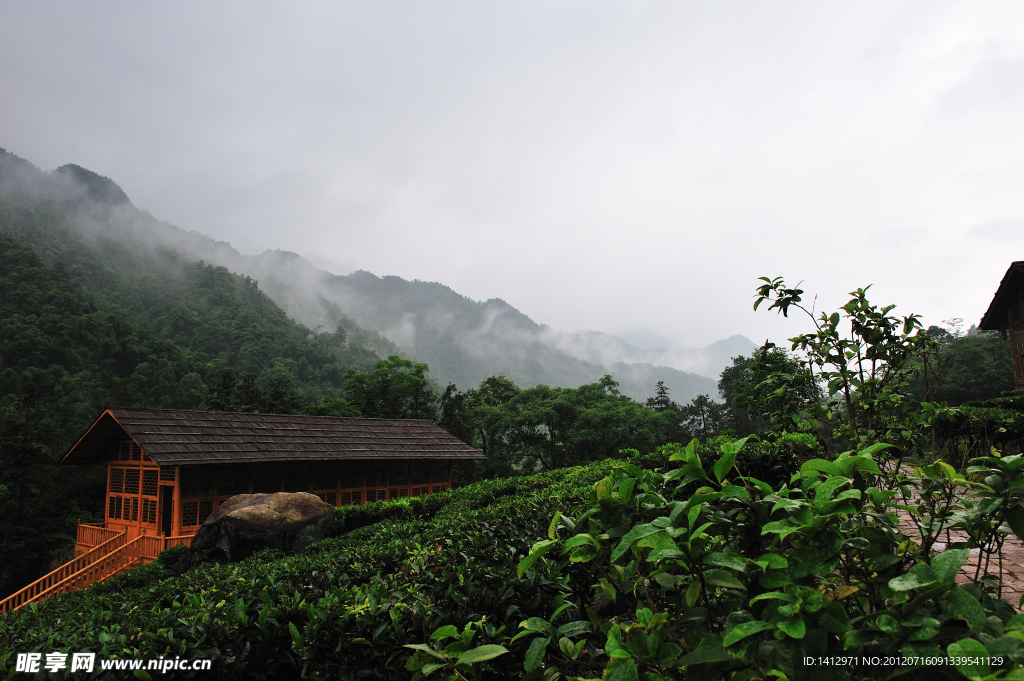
61 408 485 466
980 262 1024 331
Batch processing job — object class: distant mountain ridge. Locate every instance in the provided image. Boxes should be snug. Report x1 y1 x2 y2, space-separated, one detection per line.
0 147 743 402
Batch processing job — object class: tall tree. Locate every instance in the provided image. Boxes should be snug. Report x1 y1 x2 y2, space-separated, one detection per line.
343 356 437 420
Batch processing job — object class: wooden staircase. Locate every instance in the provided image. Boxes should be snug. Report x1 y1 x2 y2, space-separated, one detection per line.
0 523 193 613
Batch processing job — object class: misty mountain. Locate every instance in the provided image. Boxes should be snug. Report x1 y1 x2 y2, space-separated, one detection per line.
0 147 723 403
549 331 758 383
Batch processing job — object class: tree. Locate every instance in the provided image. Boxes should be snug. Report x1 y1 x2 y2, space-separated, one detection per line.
678 394 726 439
501 376 662 472
718 346 818 436
343 356 437 420
754 276 938 455
299 396 361 417
645 381 690 444
907 324 1014 406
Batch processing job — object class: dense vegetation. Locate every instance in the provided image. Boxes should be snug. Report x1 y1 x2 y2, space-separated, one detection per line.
0 195 382 596
3 276 1024 680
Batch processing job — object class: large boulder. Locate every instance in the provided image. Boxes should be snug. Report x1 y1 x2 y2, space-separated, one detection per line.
187 492 334 564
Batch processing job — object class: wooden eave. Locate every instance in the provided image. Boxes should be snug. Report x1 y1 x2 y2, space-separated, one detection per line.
979 261 1024 331
61 408 485 466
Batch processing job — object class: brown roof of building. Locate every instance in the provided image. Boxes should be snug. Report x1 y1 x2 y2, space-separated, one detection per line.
980 262 1024 331
61 408 485 466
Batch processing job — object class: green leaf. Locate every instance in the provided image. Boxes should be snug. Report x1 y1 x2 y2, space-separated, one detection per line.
931 549 968 585
875 614 901 637
517 540 556 577
405 643 447 657
605 660 640 681
456 644 509 665
800 459 842 476
134 672 154 681
705 569 746 590
706 552 751 571
617 478 636 505
596 478 613 504
548 513 561 540
524 636 549 672
714 450 738 483
723 621 776 646
947 588 987 634
1006 505 1024 542
611 524 661 562
777 616 805 639
289 621 303 647
755 554 788 571
563 534 599 553
946 638 990 680
686 580 701 607
888 563 939 591
677 648 734 666
600 577 617 603
431 625 460 640
556 620 591 637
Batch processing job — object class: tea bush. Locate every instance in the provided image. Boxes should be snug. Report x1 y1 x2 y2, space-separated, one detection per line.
0 455 649 679
512 438 1024 680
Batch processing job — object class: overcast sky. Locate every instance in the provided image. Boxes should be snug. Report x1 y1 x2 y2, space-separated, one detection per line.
2 1 1023 347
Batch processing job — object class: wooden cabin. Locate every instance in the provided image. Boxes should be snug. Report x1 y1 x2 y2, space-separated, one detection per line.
980 261 1024 390
0 409 483 612
63 408 484 551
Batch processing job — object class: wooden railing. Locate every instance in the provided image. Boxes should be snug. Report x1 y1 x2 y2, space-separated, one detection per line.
0 531 127 613
0 532 195 613
76 521 122 551
163 535 194 551
1 536 147 612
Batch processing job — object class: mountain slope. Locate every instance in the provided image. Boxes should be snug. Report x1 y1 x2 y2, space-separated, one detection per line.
0 148 719 402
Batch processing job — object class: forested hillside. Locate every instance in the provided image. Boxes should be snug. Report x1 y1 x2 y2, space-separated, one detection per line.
0 148 718 402
0 153 389 596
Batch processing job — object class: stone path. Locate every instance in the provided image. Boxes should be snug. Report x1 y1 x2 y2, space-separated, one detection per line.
895 511 1024 610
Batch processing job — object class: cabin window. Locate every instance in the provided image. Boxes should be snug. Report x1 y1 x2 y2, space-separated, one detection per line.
198 499 214 525
118 442 142 461
283 467 311 493
252 465 281 493
182 501 198 527
339 464 363 489
160 467 176 482
411 464 429 485
311 464 338 490
182 469 215 497
124 469 140 495
109 468 125 493
141 498 157 524
142 470 159 497
216 467 248 495
430 465 450 484
388 463 409 486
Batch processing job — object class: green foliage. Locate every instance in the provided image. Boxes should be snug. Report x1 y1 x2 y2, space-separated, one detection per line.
344 355 438 420
719 347 818 436
908 324 1015 406
754 277 939 455
298 395 362 417
404 621 509 680
0 455 639 679
516 439 1024 679
0 198 382 594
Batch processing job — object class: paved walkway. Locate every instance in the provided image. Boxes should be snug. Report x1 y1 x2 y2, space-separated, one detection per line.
895 511 1024 610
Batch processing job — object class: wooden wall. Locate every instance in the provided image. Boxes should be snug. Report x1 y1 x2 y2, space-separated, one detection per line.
101 439 453 537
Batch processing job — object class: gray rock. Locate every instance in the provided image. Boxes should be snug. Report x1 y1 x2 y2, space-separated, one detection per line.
187 492 334 564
